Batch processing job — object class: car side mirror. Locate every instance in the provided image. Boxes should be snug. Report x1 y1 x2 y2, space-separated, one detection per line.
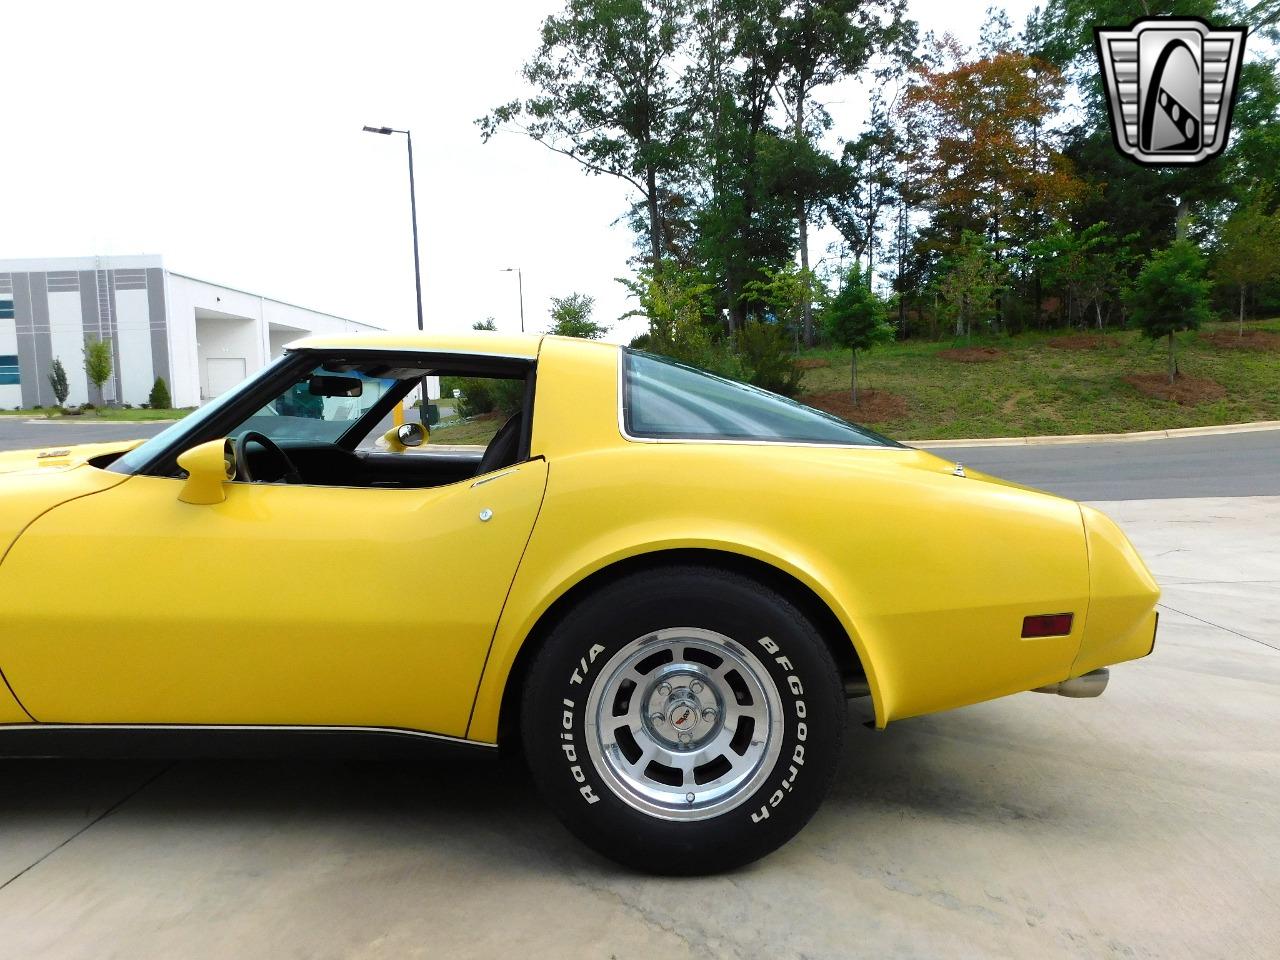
176 438 234 504
381 421 427 452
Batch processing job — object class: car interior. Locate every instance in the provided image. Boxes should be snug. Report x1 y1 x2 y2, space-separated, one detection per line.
140 353 535 491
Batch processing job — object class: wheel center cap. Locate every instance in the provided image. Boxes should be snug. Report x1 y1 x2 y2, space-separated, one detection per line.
667 699 699 732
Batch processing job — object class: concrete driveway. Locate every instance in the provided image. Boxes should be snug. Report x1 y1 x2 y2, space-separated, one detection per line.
0 494 1276 959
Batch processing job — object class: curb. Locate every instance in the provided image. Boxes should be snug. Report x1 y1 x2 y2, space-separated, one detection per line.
911 420 1280 448
21 418 178 426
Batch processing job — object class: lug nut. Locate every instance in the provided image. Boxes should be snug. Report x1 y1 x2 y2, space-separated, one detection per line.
657 682 672 696
690 680 704 694
651 713 664 726
678 731 692 744
702 707 717 722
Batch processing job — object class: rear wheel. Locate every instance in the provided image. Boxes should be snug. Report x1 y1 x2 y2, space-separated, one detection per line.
521 565 846 874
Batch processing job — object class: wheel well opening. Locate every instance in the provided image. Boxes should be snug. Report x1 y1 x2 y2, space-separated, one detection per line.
495 548 869 749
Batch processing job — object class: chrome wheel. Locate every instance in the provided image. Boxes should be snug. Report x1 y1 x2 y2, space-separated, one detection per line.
583 627 784 821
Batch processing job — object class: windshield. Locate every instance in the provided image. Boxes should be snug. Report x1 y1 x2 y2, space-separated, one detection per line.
623 350 899 448
106 355 296 476
230 365 395 445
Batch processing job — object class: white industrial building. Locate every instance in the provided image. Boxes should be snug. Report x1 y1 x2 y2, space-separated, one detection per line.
0 255 381 409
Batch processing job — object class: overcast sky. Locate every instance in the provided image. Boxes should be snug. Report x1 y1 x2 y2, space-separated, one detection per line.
3 0 1034 343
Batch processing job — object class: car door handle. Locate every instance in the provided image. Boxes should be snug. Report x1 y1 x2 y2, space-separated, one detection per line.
471 467 517 488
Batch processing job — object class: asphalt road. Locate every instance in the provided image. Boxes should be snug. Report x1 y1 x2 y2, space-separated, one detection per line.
2 417 1278 501
927 429 1280 500
1 494 1276 959
0 418 173 451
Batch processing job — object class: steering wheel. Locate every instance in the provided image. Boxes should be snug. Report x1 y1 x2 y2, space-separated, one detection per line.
234 431 302 484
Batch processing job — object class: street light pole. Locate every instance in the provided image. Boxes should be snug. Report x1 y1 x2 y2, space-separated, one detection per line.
362 125 424 331
501 267 525 333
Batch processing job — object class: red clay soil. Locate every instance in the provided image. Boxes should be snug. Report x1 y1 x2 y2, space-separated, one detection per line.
1200 329 1280 351
801 389 909 424
1047 334 1120 350
938 346 1003 363
1123 373 1226 404
795 357 831 369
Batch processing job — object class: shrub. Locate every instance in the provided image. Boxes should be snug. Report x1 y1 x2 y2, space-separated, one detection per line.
456 378 524 420
149 377 171 410
737 321 803 397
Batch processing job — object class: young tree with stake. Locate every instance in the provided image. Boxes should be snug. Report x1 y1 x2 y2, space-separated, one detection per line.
1126 241 1212 385
47 358 69 409
84 339 113 404
822 267 893 403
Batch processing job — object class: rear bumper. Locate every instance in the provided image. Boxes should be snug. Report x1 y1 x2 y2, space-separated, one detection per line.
1074 506 1161 676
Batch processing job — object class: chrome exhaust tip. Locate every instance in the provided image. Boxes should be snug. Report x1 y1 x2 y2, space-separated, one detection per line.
1033 667 1109 698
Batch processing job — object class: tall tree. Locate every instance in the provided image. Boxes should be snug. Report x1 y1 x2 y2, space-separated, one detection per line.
902 38 1080 263
480 0 690 274
772 0 912 344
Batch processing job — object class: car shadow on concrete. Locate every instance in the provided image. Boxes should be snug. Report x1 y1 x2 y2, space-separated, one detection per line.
0 699 1126 883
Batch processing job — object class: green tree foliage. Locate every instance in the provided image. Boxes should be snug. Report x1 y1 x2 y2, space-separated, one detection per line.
1126 241 1213 384
938 232 1005 342
1217 199 1280 333
620 264 721 368
472 317 498 331
737 320 804 395
742 262 821 349
47 358 69 408
84 339 113 402
489 0 1280 406
455 378 526 419
1030 220 1136 329
479 0 690 273
548 293 608 339
772 0 913 344
148 377 171 410
821 267 892 401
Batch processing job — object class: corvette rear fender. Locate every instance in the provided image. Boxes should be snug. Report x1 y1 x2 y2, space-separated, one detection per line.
466 529 887 743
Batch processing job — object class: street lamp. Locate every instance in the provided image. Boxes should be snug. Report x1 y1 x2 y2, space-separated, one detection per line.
500 267 525 333
362 124 423 331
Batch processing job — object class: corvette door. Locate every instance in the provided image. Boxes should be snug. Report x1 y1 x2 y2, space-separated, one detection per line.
0 459 547 737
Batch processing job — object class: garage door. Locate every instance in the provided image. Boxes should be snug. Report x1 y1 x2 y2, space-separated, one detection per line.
206 357 247 399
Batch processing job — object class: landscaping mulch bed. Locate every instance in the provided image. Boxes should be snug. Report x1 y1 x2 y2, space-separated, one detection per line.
1123 373 1226 404
800 389 909 424
1047 334 1120 350
795 358 831 369
938 346 1003 363
1200 330 1280 352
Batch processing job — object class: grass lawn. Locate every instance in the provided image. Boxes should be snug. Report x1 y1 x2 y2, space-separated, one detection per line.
797 318 1280 440
0 407 194 421
429 412 503 446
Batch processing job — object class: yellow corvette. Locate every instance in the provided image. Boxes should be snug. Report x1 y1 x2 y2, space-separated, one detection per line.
0 332 1159 872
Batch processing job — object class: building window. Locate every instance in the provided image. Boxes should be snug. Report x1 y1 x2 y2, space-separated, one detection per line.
0 355 19 385
0 298 14 319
